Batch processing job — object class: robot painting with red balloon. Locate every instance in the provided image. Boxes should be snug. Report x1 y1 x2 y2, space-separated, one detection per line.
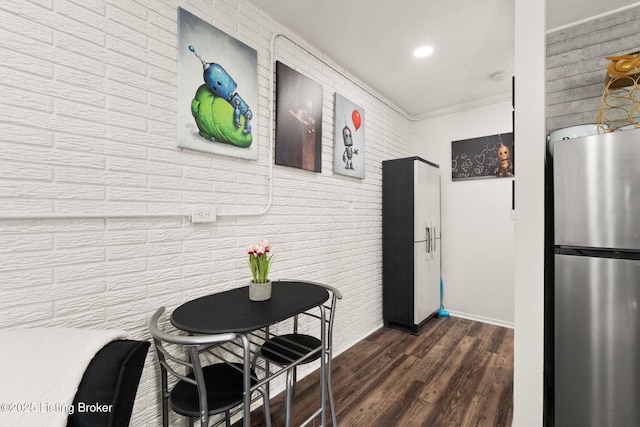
334 93 365 178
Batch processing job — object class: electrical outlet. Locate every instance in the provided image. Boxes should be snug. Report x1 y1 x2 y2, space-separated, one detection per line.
191 206 216 223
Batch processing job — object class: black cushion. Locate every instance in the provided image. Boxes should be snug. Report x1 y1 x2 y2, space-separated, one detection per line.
67 339 150 427
260 334 321 365
170 363 257 417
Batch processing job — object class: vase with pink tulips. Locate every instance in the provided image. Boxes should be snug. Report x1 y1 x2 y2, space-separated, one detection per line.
246 239 274 300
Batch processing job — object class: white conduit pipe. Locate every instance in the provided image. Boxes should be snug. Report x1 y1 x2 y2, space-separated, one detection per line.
215 32 280 219
0 212 189 220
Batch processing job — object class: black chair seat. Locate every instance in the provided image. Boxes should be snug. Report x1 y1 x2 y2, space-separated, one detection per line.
170 363 257 418
260 334 321 365
253 281 341 427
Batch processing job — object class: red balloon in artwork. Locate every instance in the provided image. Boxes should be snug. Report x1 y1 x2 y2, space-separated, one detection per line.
352 109 362 131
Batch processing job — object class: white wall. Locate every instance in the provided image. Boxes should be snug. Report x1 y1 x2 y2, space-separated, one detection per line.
0 1 412 425
513 0 546 425
413 101 515 326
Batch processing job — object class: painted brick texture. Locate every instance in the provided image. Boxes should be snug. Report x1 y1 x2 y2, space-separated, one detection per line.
0 0 412 425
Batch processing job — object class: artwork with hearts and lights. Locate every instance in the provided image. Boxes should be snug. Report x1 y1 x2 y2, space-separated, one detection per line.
451 133 514 181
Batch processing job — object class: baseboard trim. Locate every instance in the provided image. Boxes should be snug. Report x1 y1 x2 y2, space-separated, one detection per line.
447 310 514 329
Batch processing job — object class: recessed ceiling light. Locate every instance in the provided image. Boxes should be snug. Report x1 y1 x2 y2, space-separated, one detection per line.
413 46 434 58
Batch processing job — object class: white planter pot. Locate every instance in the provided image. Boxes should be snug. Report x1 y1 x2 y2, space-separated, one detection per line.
249 280 272 301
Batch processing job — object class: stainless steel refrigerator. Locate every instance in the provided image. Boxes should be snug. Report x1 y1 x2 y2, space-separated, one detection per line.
553 130 640 426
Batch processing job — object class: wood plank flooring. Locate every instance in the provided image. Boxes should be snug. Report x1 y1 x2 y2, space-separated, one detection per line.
236 316 514 427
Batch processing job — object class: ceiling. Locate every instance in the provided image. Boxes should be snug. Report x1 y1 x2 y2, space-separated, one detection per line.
248 0 640 117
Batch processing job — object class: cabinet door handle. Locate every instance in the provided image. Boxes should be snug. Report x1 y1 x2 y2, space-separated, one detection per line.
432 226 436 253
426 227 430 254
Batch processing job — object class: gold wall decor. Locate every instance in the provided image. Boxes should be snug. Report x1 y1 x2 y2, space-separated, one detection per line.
597 50 640 132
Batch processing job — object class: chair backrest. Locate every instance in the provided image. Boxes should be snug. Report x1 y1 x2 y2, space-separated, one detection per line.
68 339 149 427
148 307 237 425
279 280 342 349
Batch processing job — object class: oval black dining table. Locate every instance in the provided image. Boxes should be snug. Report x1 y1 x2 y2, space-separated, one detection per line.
170 280 331 426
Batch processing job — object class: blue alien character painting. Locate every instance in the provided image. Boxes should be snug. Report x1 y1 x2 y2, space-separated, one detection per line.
188 45 253 148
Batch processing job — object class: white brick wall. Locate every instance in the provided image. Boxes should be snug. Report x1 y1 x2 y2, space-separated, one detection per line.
0 0 412 425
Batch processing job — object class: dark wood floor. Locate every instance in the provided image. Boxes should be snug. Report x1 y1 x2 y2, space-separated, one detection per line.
237 316 514 427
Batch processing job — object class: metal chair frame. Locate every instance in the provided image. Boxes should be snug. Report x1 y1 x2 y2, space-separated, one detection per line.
254 280 342 427
149 307 271 427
